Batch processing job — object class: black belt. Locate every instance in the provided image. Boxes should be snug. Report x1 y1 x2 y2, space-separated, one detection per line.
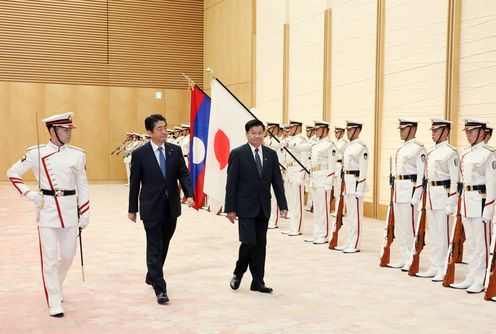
428 180 450 187
337 159 343 163
41 189 76 197
397 174 417 182
464 184 486 193
345 170 359 177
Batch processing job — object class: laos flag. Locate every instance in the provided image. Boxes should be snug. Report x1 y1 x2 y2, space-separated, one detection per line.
189 86 211 210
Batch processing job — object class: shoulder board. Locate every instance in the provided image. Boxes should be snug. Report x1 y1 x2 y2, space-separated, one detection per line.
446 143 457 151
413 139 424 147
67 145 86 153
355 139 366 147
484 144 496 152
27 144 46 151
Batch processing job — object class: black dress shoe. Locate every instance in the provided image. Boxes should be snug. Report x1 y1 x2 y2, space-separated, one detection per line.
156 292 169 304
250 283 273 293
230 275 242 290
50 312 64 318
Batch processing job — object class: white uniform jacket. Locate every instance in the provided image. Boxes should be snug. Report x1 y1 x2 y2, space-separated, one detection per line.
343 139 369 196
460 143 496 219
285 134 310 185
7 141 89 228
425 141 459 211
394 138 426 204
309 139 337 190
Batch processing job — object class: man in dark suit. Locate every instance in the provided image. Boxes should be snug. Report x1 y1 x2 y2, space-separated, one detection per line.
128 114 194 304
225 119 288 293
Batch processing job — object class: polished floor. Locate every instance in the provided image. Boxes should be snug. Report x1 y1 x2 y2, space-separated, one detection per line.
0 184 493 333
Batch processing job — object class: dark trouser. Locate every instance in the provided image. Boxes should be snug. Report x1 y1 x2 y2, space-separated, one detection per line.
233 209 269 285
143 203 177 295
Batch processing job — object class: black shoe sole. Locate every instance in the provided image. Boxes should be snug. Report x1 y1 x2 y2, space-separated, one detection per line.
50 313 64 318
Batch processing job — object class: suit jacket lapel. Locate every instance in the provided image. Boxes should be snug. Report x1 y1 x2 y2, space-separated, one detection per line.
261 145 270 178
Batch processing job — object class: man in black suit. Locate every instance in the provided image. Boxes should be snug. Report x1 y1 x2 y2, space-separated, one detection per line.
128 114 194 304
225 119 288 293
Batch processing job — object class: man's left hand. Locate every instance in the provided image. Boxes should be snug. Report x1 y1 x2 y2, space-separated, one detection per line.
186 197 195 208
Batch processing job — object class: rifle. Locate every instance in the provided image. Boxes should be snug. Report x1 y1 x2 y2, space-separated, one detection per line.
484 222 496 300
380 157 395 267
456 224 466 263
328 168 345 250
407 177 427 276
442 182 464 287
111 138 130 155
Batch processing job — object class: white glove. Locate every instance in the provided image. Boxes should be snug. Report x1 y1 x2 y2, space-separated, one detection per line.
79 215 90 229
482 218 491 224
410 197 420 206
25 191 43 207
355 191 363 199
445 205 454 216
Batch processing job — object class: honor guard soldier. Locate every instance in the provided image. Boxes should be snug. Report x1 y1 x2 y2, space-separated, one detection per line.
304 121 337 244
336 120 369 253
7 112 89 317
172 126 183 145
281 120 310 236
386 119 426 270
123 133 141 185
180 124 190 167
450 119 496 293
265 121 285 229
415 119 459 281
333 125 349 213
304 124 318 212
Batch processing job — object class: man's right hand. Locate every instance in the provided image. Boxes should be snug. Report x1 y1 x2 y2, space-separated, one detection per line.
227 212 236 224
128 212 137 223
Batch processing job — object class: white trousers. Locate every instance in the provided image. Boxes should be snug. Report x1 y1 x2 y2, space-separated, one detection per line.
426 209 451 273
305 189 313 210
342 195 364 250
393 203 418 264
268 187 279 228
125 162 131 184
37 226 78 308
462 217 491 286
309 186 330 241
287 183 304 233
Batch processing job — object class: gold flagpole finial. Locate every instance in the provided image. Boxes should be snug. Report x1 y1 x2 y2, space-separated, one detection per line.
181 73 196 90
205 67 216 79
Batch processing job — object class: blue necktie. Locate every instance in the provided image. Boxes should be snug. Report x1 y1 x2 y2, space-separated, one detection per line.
158 147 166 178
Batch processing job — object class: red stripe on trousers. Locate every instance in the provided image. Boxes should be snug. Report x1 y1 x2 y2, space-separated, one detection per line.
37 227 50 307
298 186 303 232
484 223 489 285
354 197 360 249
411 205 415 235
325 191 329 238
446 215 450 246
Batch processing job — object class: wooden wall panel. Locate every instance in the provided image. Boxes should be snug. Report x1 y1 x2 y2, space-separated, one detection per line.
0 0 203 89
204 0 254 107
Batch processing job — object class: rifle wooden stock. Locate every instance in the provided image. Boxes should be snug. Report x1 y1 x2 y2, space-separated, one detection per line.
379 183 395 267
111 139 130 155
329 178 345 249
484 223 496 300
442 196 463 287
408 182 427 276
456 226 466 263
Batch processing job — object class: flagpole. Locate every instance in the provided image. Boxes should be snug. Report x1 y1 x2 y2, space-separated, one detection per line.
208 72 309 174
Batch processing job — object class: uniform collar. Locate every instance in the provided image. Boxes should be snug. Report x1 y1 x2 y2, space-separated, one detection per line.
436 140 448 148
48 140 66 150
472 141 485 150
404 138 416 145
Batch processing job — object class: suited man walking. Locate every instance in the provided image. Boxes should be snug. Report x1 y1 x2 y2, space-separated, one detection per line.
226 119 288 293
128 114 194 304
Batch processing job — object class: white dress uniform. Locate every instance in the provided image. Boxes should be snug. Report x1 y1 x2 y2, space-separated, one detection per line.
333 132 349 212
7 112 89 317
389 127 426 270
450 119 496 293
337 121 369 253
306 132 337 244
124 135 140 185
282 130 310 236
304 132 318 211
264 129 284 229
417 121 459 280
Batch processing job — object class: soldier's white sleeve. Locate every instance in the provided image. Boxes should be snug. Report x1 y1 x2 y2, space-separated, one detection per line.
447 152 460 208
326 145 338 189
7 149 36 195
412 147 426 203
482 154 496 221
76 152 90 220
356 146 369 195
